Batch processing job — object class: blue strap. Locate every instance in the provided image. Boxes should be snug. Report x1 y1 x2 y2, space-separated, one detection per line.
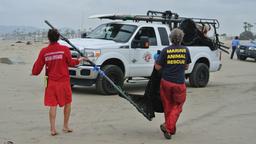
93 66 100 71
93 66 105 76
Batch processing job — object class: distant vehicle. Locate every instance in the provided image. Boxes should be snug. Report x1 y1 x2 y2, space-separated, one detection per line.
236 41 256 61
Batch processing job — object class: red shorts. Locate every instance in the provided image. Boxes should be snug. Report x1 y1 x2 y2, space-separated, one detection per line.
44 80 72 107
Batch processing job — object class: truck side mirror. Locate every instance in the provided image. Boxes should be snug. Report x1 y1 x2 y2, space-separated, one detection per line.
131 36 149 49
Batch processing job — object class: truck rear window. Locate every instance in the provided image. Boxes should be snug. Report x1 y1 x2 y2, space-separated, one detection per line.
158 27 170 46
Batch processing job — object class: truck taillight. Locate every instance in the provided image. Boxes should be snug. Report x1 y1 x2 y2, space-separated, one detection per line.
219 51 222 60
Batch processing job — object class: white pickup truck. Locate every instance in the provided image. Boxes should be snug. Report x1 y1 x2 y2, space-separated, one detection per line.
61 11 223 94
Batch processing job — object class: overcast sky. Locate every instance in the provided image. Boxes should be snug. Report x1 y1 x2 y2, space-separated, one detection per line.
0 0 255 35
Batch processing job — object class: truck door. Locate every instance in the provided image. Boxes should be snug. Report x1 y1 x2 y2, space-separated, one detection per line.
129 27 159 77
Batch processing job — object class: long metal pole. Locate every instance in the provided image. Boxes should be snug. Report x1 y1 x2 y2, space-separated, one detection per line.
44 20 152 121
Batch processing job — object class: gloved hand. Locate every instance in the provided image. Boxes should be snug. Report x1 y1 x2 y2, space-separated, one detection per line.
153 50 161 61
153 53 159 61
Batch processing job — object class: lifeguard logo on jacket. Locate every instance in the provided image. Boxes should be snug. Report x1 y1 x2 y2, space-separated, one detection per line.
44 51 64 62
166 48 186 64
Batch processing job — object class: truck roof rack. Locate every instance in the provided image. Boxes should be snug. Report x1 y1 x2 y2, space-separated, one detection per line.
90 10 220 29
90 10 229 53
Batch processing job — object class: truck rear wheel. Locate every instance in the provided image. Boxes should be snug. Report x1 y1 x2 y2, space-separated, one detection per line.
189 63 209 87
96 65 124 95
238 55 246 60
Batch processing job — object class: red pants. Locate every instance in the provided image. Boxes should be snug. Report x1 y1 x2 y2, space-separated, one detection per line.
160 79 186 134
44 80 72 107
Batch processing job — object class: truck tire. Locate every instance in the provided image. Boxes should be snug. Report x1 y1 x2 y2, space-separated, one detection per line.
96 65 124 95
189 63 209 87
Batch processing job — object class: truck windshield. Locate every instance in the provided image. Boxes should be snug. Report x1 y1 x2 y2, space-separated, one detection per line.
86 23 137 43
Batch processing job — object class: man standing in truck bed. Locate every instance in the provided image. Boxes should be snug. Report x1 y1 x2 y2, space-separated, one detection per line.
155 28 191 139
32 29 87 136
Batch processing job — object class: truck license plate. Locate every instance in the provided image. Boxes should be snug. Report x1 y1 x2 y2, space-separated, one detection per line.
240 49 245 52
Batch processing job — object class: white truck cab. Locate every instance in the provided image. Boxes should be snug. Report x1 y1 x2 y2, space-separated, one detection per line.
60 11 225 94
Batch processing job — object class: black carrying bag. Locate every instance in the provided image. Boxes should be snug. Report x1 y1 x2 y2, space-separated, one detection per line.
144 68 163 113
119 68 163 121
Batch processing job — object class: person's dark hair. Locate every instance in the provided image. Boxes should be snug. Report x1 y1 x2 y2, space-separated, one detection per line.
48 29 60 42
169 28 184 45
235 36 239 39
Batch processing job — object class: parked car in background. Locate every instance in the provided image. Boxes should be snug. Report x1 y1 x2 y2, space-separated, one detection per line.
236 41 256 61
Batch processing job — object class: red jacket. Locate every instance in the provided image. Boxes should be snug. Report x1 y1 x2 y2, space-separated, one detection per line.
32 42 79 82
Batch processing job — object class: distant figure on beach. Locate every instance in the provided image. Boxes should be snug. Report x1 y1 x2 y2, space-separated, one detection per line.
230 36 240 59
31 29 87 136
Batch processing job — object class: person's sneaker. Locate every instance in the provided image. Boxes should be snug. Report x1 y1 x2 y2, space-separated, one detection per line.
160 124 172 139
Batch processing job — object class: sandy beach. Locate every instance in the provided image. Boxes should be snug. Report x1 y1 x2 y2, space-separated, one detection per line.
0 40 256 144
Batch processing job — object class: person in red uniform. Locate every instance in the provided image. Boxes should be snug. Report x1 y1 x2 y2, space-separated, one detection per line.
155 28 191 139
31 29 87 136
